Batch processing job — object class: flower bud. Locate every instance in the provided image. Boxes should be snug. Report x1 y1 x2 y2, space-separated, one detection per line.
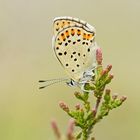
101 69 107 76
105 89 111 94
105 74 114 84
120 96 127 102
51 120 61 138
104 89 111 102
75 104 81 110
109 74 114 79
106 64 112 72
67 119 75 140
59 101 69 113
112 93 118 100
74 91 81 98
74 92 84 101
96 47 103 65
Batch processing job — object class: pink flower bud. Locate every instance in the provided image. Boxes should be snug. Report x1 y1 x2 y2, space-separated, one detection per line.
67 119 75 140
120 96 127 102
108 74 114 80
101 69 107 76
96 48 103 65
59 101 69 113
112 93 118 100
75 104 81 110
106 64 112 72
105 89 111 94
51 120 61 138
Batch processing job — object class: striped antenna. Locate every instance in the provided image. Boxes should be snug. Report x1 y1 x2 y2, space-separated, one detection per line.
38 78 69 89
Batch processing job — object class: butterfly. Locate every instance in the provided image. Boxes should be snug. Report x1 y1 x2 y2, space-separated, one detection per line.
39 17 99 90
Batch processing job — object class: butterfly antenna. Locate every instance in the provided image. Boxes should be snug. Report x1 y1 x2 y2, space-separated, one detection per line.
39 78 68 83
39 78 69 89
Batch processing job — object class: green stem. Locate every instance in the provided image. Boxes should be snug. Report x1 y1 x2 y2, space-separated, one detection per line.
82 128 88 140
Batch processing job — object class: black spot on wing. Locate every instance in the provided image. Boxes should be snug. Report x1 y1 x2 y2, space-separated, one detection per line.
58 42 62 45
64 51 67 55
58 52 63 56
65 43 68 46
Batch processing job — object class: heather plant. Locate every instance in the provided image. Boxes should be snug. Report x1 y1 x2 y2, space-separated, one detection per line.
51 48 127 140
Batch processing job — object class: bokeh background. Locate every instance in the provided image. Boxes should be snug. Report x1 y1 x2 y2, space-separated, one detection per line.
0 0 140 140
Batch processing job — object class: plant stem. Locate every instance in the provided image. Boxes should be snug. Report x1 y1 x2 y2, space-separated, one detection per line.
94 97 101 117
82 128 88 140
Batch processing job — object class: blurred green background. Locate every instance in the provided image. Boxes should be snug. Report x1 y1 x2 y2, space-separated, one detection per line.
0 0 140 140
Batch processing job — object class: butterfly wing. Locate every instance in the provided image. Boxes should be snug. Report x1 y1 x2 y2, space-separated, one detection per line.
52 17 97 82
53 17 95 37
